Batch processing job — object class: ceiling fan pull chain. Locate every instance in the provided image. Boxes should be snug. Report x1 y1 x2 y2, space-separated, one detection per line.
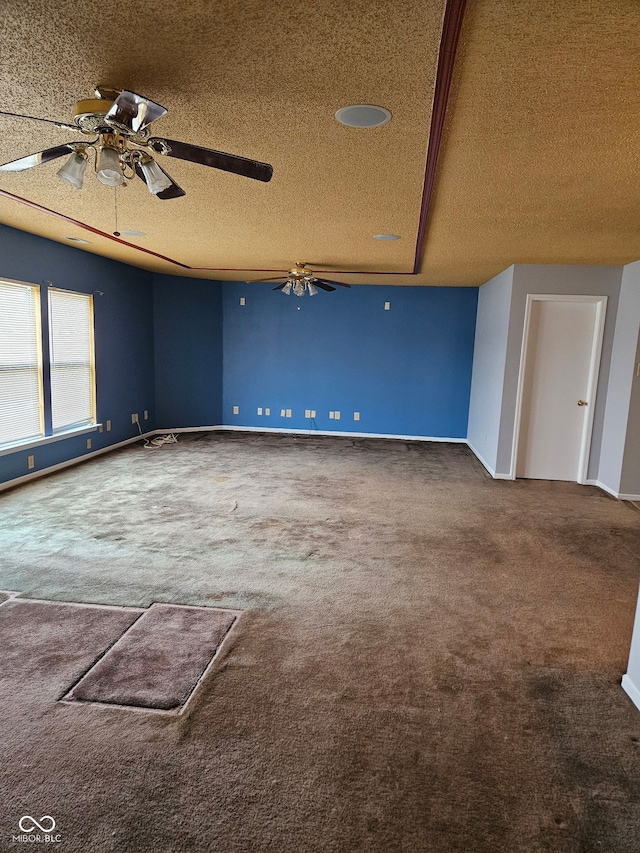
113 186 120 236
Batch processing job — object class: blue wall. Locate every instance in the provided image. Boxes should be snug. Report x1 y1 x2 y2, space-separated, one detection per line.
153 275 223 427
0 225 155 486
222 282 478 438
1 225 479 489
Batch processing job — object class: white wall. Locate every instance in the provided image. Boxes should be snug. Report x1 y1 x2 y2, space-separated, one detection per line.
622 585 640 712
494 264 624 478
598 261 640 495
618 263 640 497
466 266 514 475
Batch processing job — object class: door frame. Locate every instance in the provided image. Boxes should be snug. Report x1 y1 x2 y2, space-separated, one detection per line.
510 294 608 484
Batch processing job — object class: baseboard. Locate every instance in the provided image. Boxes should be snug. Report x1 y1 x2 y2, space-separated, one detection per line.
622 674 640 712
154 425 468 443
584 479 640 502
465 441 513 479
0 432 155 493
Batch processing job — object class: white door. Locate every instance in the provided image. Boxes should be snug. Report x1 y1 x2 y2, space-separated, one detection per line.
516 296 605 482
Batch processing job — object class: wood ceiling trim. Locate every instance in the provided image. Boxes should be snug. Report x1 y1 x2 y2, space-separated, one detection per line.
0 188 191 268
413 0 467 275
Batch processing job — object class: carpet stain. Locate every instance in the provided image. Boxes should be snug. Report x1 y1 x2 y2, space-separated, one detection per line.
0 433 638 852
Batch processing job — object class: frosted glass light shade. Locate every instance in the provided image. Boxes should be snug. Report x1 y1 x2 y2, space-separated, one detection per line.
140 157 172 194
307 281 318 296
281 282 292 295
96 146 124 186
56 152 88 189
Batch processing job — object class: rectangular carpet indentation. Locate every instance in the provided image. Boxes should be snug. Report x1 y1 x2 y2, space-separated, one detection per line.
65 603 238 712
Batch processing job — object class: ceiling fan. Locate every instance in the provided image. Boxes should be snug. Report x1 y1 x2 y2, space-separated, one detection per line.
0 86 273 199
247 263 352 296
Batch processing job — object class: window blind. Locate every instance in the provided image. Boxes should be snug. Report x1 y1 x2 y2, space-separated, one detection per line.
48 289 95 432
0 280 44 447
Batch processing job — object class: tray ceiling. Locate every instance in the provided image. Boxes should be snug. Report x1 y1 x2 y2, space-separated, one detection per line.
1 0 639 286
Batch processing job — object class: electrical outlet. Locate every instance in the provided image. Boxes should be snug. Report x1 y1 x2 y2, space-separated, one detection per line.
257 407 263 415
305 409 311 418
27 455 35 470
131 413 138 424
265 408 270 416
286 409 292 418
280 409 286 417
354 411 360 421
98 424 104 433
232 406 239 415
329 411 335 420
240 297 246 306
106 420 111 431
384 301 390 310
310 409 316 418
144 410 149 420
86 438 92 449
334 410 341 420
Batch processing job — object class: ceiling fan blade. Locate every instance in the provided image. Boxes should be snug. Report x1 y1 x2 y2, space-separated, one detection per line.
0 110 79 131
315 278 351 288
149 137 273 182
0 143 76 172
105 90 168 133
272 283 287 290
313 281 337 292
134 163 186 200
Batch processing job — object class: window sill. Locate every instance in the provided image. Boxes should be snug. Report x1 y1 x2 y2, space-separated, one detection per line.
0 424 101 458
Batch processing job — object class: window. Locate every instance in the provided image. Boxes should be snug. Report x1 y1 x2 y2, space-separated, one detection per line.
0 280 95 450
48 289 95 432
0 280 44 446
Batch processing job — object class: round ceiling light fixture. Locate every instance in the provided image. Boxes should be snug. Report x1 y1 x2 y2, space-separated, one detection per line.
335 105 392 128
373 234 401 241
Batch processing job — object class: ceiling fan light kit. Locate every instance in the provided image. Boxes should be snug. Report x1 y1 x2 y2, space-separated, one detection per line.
0 87 274 199
139 157 172 194
56 151 88 189
247 263 352 296
96 145 125 186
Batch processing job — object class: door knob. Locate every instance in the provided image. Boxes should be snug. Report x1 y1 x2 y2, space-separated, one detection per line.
577 400 588 406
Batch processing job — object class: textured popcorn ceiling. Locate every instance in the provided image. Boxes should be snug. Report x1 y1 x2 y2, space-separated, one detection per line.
422 0 640 286
1 0 639 286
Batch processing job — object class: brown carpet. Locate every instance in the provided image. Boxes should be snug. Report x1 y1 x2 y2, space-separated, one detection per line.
66 603 238 711
0 432 638 852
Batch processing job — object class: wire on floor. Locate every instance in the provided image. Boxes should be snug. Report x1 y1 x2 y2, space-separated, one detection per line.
144 433 178 448
135 418 178 448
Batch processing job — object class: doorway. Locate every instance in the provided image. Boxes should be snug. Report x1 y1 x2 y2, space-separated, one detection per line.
514 295 607 483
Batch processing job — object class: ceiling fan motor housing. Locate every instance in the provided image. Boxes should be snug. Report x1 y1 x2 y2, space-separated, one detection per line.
72 98 114 133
